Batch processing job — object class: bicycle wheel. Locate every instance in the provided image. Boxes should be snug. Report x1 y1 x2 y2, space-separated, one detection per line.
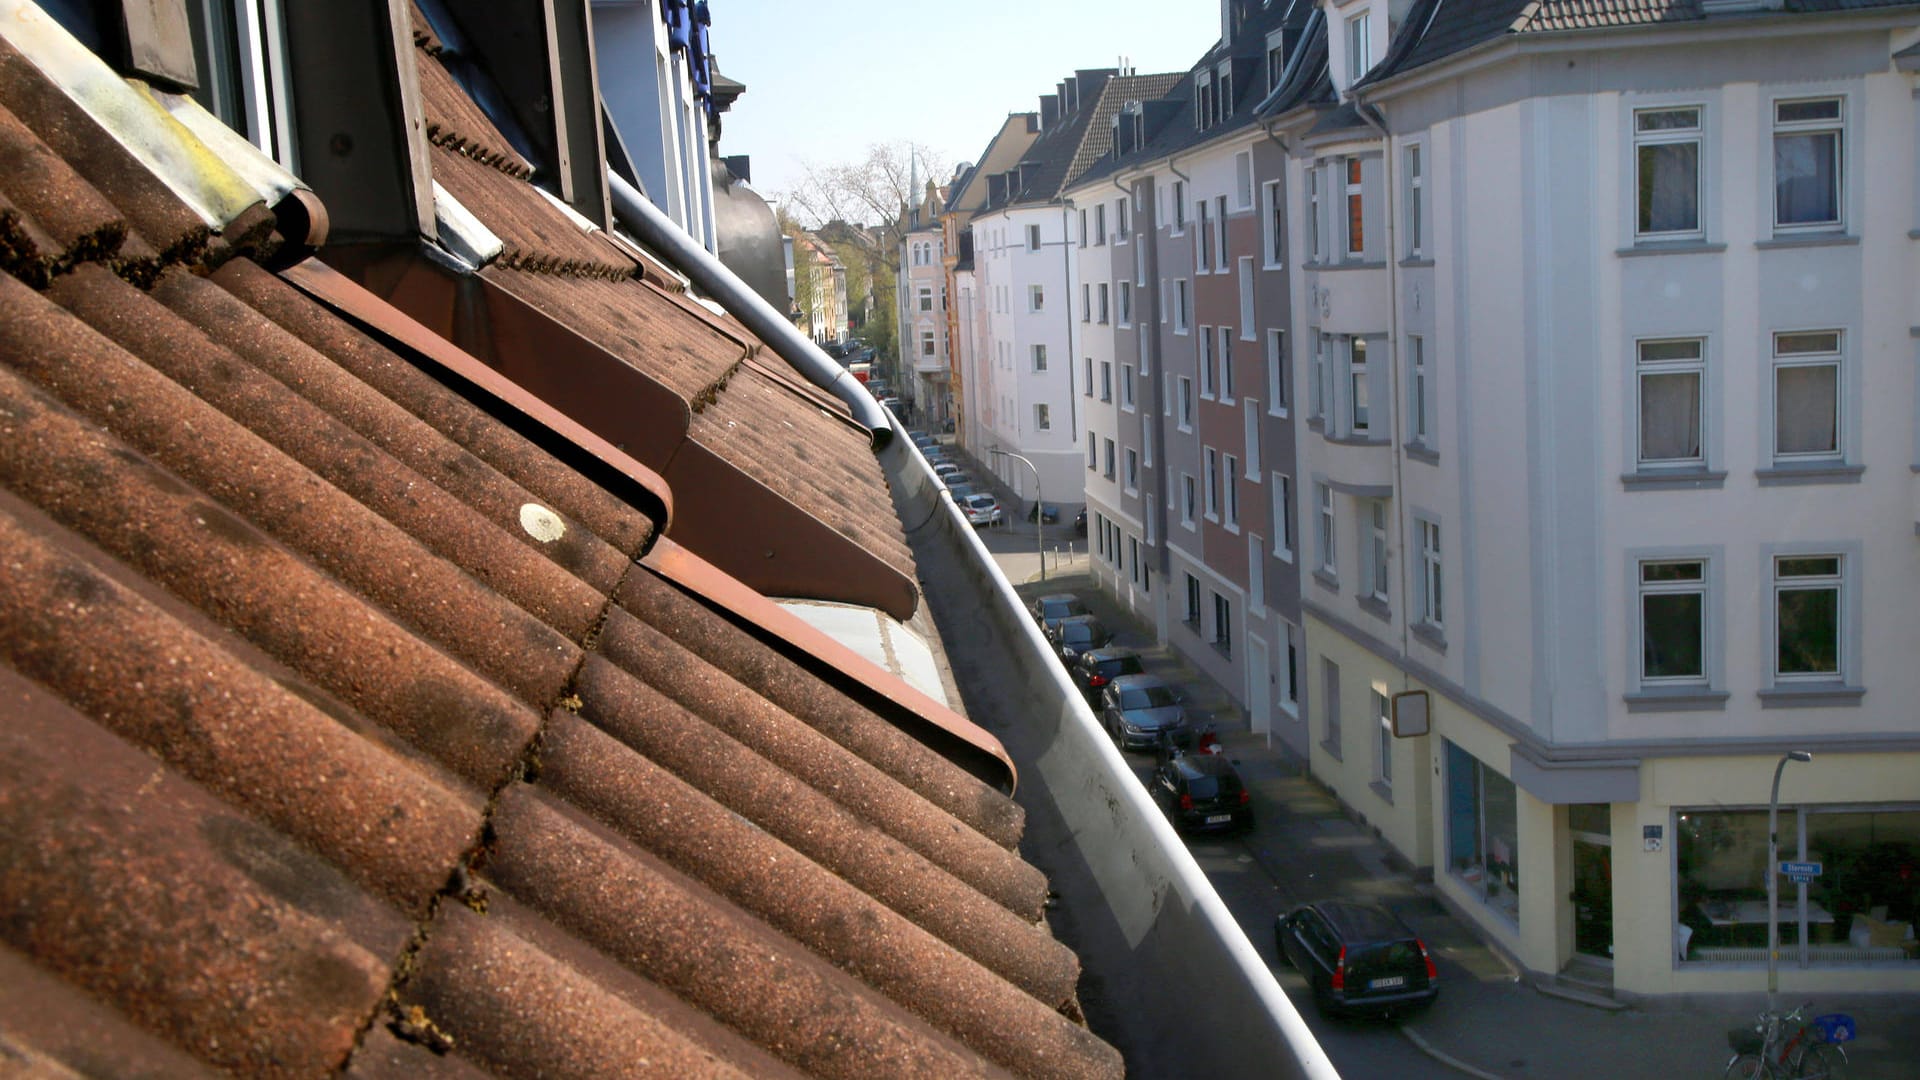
1723 1052 1768 1080
1793 1043 1846 1080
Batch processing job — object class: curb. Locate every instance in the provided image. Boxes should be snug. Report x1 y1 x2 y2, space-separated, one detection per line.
1399 1025 1510 1080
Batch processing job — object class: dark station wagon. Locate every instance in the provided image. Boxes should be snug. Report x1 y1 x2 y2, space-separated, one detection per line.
1275 900 1439 1018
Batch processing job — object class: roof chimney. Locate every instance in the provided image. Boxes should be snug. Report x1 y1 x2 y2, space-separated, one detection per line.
1039 93 1059 130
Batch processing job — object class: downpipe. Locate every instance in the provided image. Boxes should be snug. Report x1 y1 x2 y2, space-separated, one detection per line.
607 171 893 447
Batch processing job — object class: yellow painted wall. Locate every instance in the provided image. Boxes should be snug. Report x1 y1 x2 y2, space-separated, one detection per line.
1303 615 1432 870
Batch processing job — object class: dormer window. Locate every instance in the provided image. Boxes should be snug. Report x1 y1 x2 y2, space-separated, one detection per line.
1217 62 1233 123
1195 70 1213 130
1345 11 1371 90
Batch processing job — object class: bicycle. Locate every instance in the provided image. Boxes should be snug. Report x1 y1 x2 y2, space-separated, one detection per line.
1722 1002 1852 1079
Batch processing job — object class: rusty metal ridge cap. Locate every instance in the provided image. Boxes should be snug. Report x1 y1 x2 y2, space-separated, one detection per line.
279 256 673 532
643 537 1017 793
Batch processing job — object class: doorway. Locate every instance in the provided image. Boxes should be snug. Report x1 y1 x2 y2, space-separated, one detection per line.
1570 804 1613 959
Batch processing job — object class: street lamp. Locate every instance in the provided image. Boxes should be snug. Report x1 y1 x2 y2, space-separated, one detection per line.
988 449 1044 582
1767 749 1813 1010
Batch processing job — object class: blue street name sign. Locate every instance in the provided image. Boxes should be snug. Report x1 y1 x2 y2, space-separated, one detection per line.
1779 861 1823 877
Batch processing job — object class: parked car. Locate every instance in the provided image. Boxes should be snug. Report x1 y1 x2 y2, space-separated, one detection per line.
1029 593 1089 635
1098 673 1192 750
1150 750 1252 834
960 493 1003 526
1274 900 1439 1018
945 481 979 500
909 431 937 450
1071 647 1145 706
1048 614 1112 663
1025 502 1060 524
933 462 966 483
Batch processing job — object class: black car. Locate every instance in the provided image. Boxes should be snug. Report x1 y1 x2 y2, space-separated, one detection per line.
1029 593 1089 635
1274 900 1439 1018
1150 751 1252 834
1099 674 1191 750
1071 647 1145 706
1048 613 1111 663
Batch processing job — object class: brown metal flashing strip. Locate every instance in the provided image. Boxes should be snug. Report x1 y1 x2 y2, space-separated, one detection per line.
642 537 1016 793
329 244 919 619
279 255 673 531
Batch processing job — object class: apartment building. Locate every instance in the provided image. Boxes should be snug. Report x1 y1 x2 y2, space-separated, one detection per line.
938 115 1041 441
901 191 949 424
968 69 1181 506
1274 0 1920 997
1065 0 1314 755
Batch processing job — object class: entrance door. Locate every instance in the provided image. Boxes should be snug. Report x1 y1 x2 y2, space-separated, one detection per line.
1247 635 1270 738
1570 804 1613 958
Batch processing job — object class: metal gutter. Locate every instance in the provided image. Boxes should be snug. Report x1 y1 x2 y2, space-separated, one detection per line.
607 171 893 447
881 430 1340 1078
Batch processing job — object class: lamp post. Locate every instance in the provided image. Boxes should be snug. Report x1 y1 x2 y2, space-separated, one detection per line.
1767 749 1813 1011
988 449 1044 582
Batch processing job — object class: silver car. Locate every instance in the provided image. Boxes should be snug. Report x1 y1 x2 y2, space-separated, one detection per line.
1099 674 1191 751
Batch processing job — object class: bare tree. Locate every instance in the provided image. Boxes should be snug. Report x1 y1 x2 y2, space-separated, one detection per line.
781 140 951 239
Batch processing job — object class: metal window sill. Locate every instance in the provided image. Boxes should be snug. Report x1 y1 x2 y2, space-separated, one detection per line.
1311 568 1340 592
1357 595 1391 623
1621 469 1727 490
1755 233 1856 250
1411 622 1447 653
1404 442 1440 465
1755 463 1863 486
1624 689 1730 713
1758 685 1865 708
1617 241 1726 258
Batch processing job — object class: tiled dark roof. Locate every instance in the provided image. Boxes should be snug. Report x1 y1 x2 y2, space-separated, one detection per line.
0 11 1121 1079
1067 0 1315 188
1063 72 1184 184
1363 0 1918 88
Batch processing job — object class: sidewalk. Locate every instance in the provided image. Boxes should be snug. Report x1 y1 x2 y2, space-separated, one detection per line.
1012 568 1920 1080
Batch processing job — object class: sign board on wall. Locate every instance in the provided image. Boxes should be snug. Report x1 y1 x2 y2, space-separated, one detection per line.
1391 690 1430 738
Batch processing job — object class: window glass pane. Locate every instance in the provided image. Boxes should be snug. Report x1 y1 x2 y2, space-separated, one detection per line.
1777 587 1838 675
1643 561 1703 583
1637 108 1700 132
1776 332 1840 355
1640 371 1702 461
1678 811 1784 953
1775 131 1839 225
1641 340 1702 363
1775 363 1838 455
1643 592 1704 678
1638 142 1700 233
1777 99 1841 124
1806 810 1920 957
1779 556 1840 578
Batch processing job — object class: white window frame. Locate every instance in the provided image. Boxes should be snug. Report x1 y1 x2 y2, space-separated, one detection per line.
1034 403 1051 431
1215 194 1230 272
1636 337 1707 468
1121 363 1136 411
1029 283 1045 312
1408 334 1431 446
1280 622 1301 715
1200 327 1216 398
1118 281 1132 327
1032 343 1048 372
1027 223 1043 251
1197 198 1213 273
1235 151 1254 211
1770 551 1848 686
1238 258 1255 339
1637 557 1711 689
1244 399 1260 478
1219 328 1236 402
1365 499 1389 604
1124 447 1140 494
1088 432 1098 469
1633 105 1704 241
1174 279 1190 334
1315 482 1336 577
1263 179 1285 269
1345 11 1370 89
1348 337 1371 436
1343 156 1366 257
1771 330 1843 465
1307 166 1324 262
1272 473 1295 562
1267 329 1290 417
1224 454 1240 529
1081 283 1091 323
1100 360 1113 403
1094 202 1107 246
1204 447 1221 521
1103 438 1116 479
1374 689 1393 788
1172 179 1187 233
1116 197 1130 241
1097 282 1110 325
1417 517 1443 630
1772 96 1844 233
1181 474 1198 528
1404 142 1425 258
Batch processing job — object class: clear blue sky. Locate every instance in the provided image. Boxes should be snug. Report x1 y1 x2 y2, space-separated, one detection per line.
710 0 1222 214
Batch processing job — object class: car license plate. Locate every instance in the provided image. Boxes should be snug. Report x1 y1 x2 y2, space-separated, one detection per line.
1205 814 1232 824
1370 976 1405 990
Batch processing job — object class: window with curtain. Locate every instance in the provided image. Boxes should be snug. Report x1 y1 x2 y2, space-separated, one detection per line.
1773 331 1840 461
1635 107 1702 237
1637 339 1704 465
1774 98 1842 230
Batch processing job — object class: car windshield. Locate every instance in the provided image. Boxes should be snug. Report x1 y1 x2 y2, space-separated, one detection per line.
1096 657 1139 678
1042 599 1085 619
1184 775 1220 799
1063 624 1098 644
1119 685 1177 709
